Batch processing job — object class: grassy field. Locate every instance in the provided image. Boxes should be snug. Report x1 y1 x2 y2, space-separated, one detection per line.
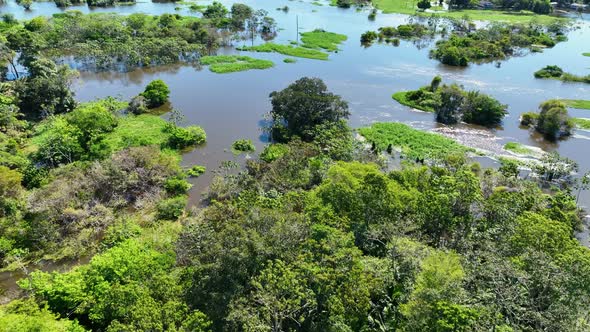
300 30 347 51
572 118 590 130
372 0 563 24
504 142 536 155
357 122 472 159
104 114 170 151
392 91 435 112
200 55 274 73
238 43 329 60
562 99 590 110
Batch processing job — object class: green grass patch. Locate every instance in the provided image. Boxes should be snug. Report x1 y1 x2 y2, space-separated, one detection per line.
561 99 590 110
535 65 590 83
583 53 590 57
103 114 170 151
200 55 274 73
504 142 536 155
300 29 347 51
357 122 473 160
311 1 323 5
392 91 435 113
572 118 590 130
283 58 297 63
238 43 329 60
372 0 563 24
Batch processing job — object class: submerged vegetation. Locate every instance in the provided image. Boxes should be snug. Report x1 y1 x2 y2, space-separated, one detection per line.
358 122 473 159
504 142 538 156
372 0 564 24
361 23 432 45
562 99 590 110
393 76 508 127
0 5 277 72
432 22 566 66
534 65 590 83
521 99 574 140
238 29 346 60
572 117 590 130
231 138 256 153
299 29 348 51
200 55 274 73
238 42 329 60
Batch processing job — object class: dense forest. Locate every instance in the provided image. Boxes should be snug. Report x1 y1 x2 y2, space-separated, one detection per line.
1 1 590 331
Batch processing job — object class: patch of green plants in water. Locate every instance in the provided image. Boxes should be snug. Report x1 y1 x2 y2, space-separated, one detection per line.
231 139 256 153
534 65 590 84
186 165 206 177
372 0 564 24
283 58 297 63
299 29 347 51
504 142 536 155
572 118 590 130
392 91 435 113
15 12 211 71
238 43 329 60
311 1 323 5
358 122 473 160
562 99 590 110
361 23 431 45
432 23 566 66
200 55 274 73
392 76 508 127
583 53 590 57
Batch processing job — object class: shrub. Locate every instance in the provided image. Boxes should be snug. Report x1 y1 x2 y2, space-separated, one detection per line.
232 139 255 153
520 112 539 126
260 144 289 163
336 0 352 8
361 31 378 44
186 165 206 177
165 124 206 149
128 95 148 115
536 100 573 140
534 65 563 79
140 80 170 108
156 196 187 220
417 0 432 9
164 177 192 195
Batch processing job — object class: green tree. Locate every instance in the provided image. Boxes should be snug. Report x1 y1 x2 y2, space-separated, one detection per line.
203 1 229 19
14 58 77 117
35 117 83 167
269 77 350 142
228 260 316 331
461 91 507 127
230 3 253 30
67 104 118 151
140 80 170 108
435 84 464 125
536 99 573 140
0 299 85 332
417 0 432 9
401 251 477 331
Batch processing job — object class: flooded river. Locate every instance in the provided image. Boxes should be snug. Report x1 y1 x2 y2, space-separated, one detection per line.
1 1 589 205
